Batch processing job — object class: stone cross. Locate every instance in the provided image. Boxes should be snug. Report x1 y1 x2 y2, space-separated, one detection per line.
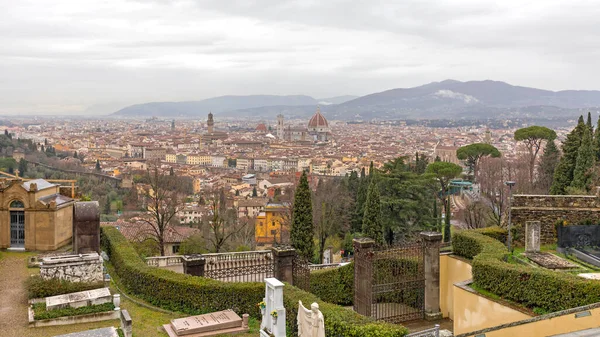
525 221 541 253
260 278 286 337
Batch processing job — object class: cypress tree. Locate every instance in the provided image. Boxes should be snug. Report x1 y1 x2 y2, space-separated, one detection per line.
587 111 593 132
551 116 586 194
169 167 174 176
594 115 600 161
18 158 27 176
290 171 314 259
571 126 595 191
354 167 370 232
252 186 258 197
362 178 384 245
95 159 101 171
537 140 560 194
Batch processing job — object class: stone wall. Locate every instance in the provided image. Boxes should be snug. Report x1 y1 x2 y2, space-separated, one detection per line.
40 253 103 283
511 194 600 244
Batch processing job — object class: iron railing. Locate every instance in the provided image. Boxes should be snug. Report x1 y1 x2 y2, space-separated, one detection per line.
204 250 274 282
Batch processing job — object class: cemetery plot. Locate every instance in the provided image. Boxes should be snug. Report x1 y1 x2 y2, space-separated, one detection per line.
163 309 249 337
524 252 579 269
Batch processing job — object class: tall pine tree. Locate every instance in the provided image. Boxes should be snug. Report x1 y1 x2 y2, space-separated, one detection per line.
551 116 586 194
353 166 370 232
571 126 595 191
362 178 384 245
587 111 593 132
290 171 314 260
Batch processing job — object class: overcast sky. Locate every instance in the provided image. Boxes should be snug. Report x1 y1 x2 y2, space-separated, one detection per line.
1 0 599 115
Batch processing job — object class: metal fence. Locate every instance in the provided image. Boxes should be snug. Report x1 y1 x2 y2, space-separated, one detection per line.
203 250 274 282
354 241 425 323
293 255 311 291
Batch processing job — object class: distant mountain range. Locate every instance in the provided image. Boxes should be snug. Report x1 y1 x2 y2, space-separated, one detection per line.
112 80 600 120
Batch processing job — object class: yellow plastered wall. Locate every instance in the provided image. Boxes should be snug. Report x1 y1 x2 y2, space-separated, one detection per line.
462 306 600 337
440 254 473 319
453 284 532 335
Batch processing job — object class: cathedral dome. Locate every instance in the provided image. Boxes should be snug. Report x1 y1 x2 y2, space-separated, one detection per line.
308 107 329 129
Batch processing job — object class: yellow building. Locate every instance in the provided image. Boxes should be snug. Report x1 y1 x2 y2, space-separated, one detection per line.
0 179 75 250
255 203 288 245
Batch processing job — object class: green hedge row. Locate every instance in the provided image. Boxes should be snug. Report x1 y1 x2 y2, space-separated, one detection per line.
453 230 600 312
25 275 105 299
309 263 354 306
32 302 115 320
472 226 507 244
101 227 407 337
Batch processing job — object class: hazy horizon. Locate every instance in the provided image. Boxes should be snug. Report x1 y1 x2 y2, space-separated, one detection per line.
2 0 600 115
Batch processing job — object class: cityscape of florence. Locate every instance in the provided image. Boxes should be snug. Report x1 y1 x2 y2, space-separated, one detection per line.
2 1 600 337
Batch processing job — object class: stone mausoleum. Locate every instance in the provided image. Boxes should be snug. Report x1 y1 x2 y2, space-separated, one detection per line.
0 178 74 250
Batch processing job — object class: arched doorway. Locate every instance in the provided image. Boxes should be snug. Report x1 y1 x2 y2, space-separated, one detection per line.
10 200 25 248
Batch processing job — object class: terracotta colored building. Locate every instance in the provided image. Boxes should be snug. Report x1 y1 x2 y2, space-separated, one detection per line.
0 179 75 250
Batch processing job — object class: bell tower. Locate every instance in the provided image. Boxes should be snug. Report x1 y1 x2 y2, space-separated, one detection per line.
207 112 214 134
276 114 284 140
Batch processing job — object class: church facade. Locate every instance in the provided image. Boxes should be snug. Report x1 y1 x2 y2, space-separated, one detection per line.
277 107 331 142
0 179 75 251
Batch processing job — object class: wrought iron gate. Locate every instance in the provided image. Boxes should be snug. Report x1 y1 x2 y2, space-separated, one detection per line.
354 241 425 323
10 211 25 248
292 255 310 291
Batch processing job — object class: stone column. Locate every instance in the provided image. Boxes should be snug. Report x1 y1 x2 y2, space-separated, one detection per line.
353 238 375 317
182 254 206 277
271 245 295 284
525 221 541 253
420 231 443 321
120 309 133 337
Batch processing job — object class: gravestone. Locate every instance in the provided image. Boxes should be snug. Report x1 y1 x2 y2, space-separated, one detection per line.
260 278 286 337
120 310 133 337
163 309 249 337
46 288 111 311
40 252 104 283
73 201 100 254
525 221 541 253
53 327 118 337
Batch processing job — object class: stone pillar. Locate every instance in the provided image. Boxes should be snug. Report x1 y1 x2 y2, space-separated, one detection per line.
271 245 295 284
353 238 375 317
120 309 133 337
73 201 100 254
525 221 541 253
420 231 443 321
182 254 206 277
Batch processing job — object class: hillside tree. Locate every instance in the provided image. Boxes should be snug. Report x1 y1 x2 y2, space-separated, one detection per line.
514 126 557 182
290 171 314 260
456 143 501 180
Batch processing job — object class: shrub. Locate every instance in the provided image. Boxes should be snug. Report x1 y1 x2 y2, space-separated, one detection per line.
102 227 408 337
310 264 354 305
453 230 600 313
473 226 507 244
25 275 105 300
32 302 115 320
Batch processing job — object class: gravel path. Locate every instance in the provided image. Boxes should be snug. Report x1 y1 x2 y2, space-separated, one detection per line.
0 252 31 336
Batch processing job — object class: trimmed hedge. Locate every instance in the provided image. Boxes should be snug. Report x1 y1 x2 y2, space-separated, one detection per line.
453 230 600 312
473 226 507 244
101 227 407 337
25 275 105 300
309 263 354 305
32 302 115 320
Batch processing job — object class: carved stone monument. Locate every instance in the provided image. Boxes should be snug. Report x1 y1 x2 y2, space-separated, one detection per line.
40 252 104 283
260 278 286 337
163 309 249 337
297 301 325 337
525 221 541 253
73 201 100 254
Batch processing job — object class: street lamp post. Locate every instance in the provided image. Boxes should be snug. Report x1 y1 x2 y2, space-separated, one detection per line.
505 181 516 252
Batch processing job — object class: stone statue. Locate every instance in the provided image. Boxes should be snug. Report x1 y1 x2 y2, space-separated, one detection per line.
297 300 325 337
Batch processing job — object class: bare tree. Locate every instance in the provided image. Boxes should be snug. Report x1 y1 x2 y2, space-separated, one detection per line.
477 157 508 227
462 200 489 229
140 163 184 256
312 179 352 263
205 188 249 252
